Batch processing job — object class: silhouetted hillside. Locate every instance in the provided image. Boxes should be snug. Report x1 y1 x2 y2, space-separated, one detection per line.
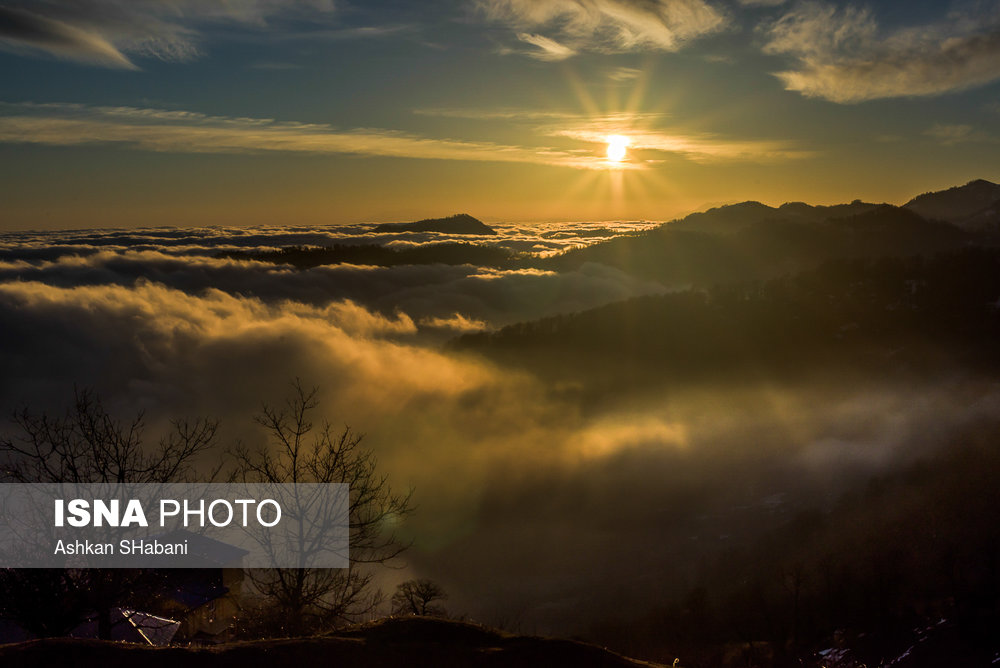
458 248 1000 385
960 198 1000 232
373 214 497 235
669 200 783 235
0 616 665 668
544 203 971 286
776 199 880 222
825 204 968 250
668 199 881 235
588 429 1000 667
904 179 1000 226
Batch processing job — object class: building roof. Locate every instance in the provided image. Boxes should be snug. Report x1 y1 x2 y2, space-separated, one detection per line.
69 608 180 646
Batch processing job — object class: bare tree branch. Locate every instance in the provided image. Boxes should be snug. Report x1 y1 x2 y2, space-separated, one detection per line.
230 379 413 635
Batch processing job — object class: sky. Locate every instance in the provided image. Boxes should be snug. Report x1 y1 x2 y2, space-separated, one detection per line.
1 0 1000 230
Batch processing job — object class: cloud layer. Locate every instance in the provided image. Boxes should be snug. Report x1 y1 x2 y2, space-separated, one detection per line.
2 275 991 632
0 221 668 334
2 221 999 633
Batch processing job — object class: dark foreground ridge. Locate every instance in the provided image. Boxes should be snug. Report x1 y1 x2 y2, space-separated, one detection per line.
0 616 665 668
372 213 497 235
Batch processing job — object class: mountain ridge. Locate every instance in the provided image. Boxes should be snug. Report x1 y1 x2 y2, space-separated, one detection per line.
542 180 999 286
372 213 497 235
903 179 1000 226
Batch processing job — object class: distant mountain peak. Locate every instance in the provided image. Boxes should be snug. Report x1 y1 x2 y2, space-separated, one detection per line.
718 201 774 213
373 214 497 235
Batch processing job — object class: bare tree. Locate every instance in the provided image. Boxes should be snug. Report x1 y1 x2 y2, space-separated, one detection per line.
0 388 219 639
0 388 218 484
391 579 447 617
230 379 413 635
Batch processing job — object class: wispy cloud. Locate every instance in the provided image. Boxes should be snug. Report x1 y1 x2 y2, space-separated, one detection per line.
925 123 974 144
516 32 577 60
607 66 642 81
249 61 303 71
263 23 419 43
1 101 808 169
0 0 340 68
0 102 623 170
924 123 996 146
0 6 138 69
554 125 807 162
413 108 579 121
762 1 1000 103
418 314 491 334
478 0 727 58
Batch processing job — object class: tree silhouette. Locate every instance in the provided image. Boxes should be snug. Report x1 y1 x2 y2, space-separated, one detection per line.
0 388 218 639
391 579 447 617
230 379 413 635
1 388 218 484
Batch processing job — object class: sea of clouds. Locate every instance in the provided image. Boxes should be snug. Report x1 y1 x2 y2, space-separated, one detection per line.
2 220 995 632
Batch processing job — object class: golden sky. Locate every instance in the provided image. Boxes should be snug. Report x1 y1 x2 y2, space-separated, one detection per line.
1 0 999 229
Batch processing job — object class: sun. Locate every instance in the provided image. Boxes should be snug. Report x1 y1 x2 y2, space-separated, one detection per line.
606 135 630 162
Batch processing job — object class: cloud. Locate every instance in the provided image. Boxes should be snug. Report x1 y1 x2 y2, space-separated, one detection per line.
924 123 973 144
549 115 810 162
607 65 642 81
249 61 303 70
0 0 338 68
0 219 662 263
528 110 807 162
0 277 614 576
276 24 416 41
0 6 137 69
516 32 577 60
762 1 1000 103
415 107 810 163
418 314 491 334
0 102 625 170
0 279 502 428
701 52 735 64
0 100 797 169
0 246 668 331
924 123 995 145
413 108 579 121
575 414 688 458
479 0 727 57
